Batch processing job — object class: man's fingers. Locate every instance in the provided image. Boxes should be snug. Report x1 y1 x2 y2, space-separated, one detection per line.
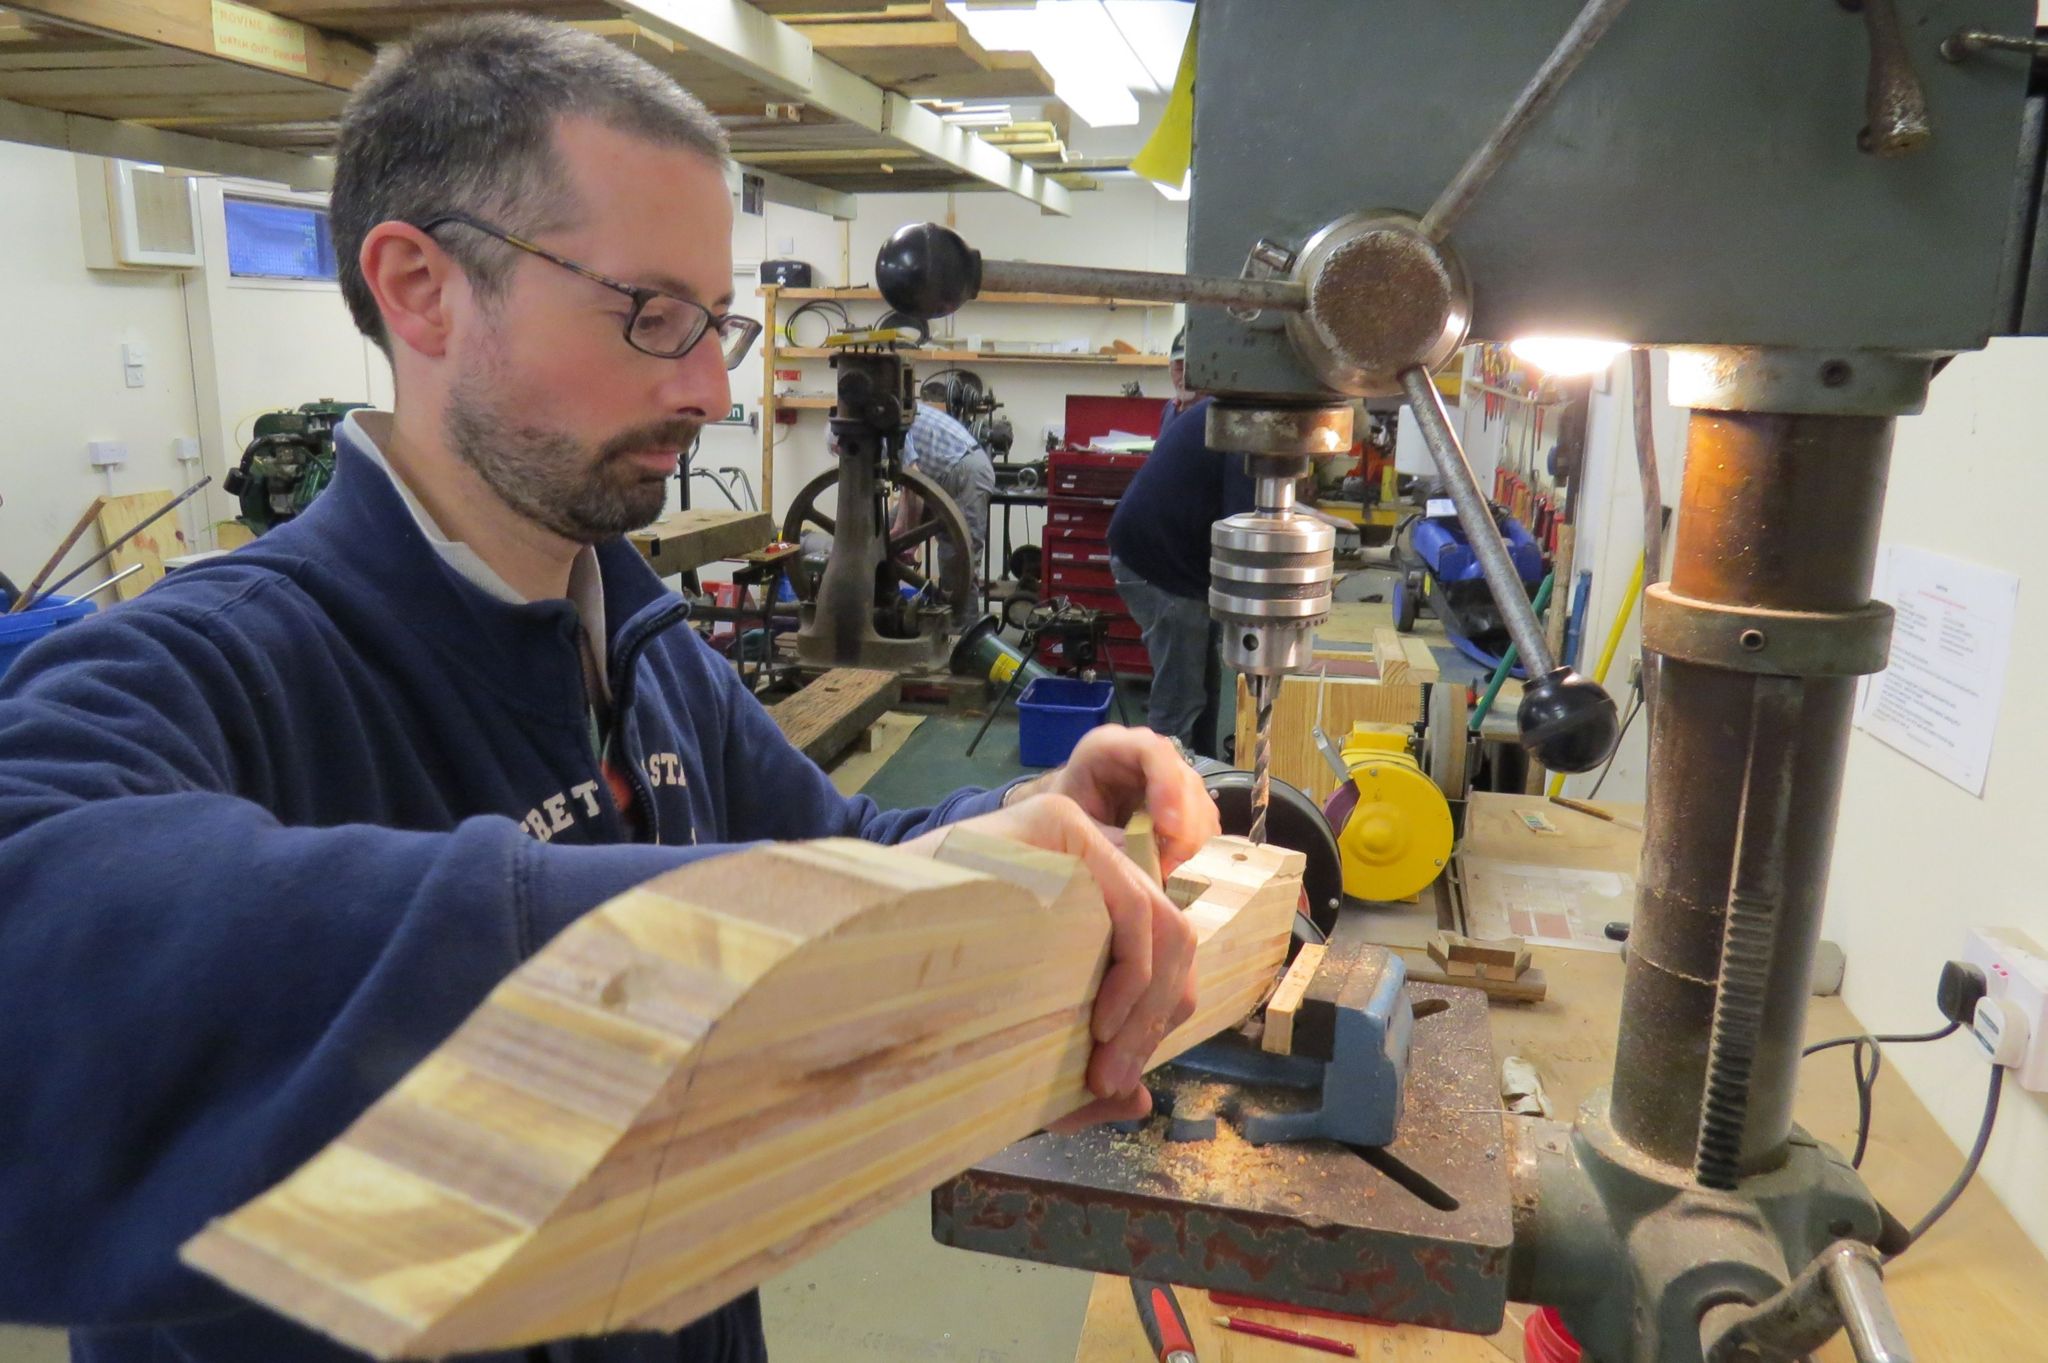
1097 896 1199 1094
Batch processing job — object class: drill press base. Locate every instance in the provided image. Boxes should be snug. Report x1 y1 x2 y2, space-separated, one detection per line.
930 981 1511 1334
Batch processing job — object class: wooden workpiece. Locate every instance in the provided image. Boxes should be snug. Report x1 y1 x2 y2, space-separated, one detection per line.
184 833 1305 1357
627 508 774 578
1258 942 1325 1056
767 668 898 765
1077 792 2048 1361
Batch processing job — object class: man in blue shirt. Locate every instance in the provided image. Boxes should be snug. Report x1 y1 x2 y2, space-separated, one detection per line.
1108 397 1252 758
0 17 1213 1363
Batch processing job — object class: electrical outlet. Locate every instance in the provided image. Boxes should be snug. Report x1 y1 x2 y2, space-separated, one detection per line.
172 436 201 463
1963 926 2048 1089
87 440 127 468
121 341 146 388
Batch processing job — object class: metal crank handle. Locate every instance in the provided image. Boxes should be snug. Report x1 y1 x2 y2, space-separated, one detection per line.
1397 367 1617 773
875 222 1305 319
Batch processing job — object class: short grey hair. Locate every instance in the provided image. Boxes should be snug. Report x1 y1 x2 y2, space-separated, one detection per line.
331 13 729 354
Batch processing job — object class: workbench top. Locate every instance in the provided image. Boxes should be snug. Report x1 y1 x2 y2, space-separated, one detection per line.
1075 794 2046 1362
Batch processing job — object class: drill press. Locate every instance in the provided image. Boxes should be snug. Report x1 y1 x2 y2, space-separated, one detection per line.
882 0 2048 1358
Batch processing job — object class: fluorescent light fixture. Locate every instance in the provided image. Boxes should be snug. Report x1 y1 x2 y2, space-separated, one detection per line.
948 0 1159 128
1508 336 1628 377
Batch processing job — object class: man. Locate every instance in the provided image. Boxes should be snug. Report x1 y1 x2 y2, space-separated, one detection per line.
1159 327 1199 436
0 17 1212 1363
892 377 997 613
1108 396 1248 758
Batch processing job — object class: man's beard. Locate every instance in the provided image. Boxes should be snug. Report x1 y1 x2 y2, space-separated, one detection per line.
444 352 700 545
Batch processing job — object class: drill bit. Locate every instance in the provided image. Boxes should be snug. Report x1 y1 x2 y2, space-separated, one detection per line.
1250 673 1275 845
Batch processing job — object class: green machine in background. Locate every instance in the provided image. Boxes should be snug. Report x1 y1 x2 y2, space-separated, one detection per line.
223 400 367 535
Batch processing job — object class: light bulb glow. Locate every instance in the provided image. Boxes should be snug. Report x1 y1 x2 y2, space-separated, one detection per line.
1508 336 1628 377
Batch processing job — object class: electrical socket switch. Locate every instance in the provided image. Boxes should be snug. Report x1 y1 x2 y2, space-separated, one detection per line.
172 436 201 463
1963 926 2048 1090
88 440 127 468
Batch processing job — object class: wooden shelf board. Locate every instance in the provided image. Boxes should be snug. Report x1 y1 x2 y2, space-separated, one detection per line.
762 285 1174 308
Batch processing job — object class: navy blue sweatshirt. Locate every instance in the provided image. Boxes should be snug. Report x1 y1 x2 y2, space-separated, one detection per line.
0 437 1009 1363
1106 397 1255 600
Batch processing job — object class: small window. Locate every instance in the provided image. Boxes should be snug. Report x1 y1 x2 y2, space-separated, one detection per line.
224 195 338 281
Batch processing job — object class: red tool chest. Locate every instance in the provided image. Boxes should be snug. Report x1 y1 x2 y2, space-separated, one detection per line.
1039 396 1168 679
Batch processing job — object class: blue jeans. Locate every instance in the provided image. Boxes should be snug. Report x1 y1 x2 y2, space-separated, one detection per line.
1112 557 1223 758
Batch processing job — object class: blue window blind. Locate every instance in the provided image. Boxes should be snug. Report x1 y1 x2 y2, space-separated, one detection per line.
224 196 337 281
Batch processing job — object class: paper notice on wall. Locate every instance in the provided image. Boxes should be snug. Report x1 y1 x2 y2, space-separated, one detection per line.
1854 546 2019 796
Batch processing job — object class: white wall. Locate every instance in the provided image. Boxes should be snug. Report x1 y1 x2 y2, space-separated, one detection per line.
1821 340 2048 1257
0 144 206 592
182 177 393 540
1552 352 1687 802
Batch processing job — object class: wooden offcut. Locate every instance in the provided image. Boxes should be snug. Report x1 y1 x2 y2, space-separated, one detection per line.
182 833 1305 1356
1260 943 1326 1056
628 508 773 577
94 489 183 600
767 668 898 764
1232 672 1425 804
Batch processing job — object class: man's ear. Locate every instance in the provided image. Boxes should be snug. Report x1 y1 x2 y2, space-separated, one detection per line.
359 222 462 361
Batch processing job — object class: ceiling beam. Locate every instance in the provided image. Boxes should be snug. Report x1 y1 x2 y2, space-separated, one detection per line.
609 0 1070 215
4 0 371 89
0 93 332 186
729 161 857 220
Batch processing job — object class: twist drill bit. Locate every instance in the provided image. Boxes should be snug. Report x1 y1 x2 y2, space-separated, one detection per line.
1250 674 1275 845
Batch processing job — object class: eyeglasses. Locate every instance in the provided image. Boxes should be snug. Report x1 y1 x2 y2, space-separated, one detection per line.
420 212 763 369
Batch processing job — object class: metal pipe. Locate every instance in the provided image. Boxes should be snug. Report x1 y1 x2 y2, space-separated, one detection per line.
1608 412 1894 1171
1418 0 1637 240
975 258 1305 314
1940 27 2048 63
1828 1247 1914 1363
1398 366 1554 673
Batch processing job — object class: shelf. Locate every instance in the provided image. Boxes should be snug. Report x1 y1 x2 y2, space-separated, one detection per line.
770 347 1169 366
776 395 838 409
763 285 1176 308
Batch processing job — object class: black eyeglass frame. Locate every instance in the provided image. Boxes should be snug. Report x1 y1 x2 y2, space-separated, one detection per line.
420 211 762 368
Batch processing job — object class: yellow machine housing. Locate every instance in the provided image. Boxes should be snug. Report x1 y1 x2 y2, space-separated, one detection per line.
1334 722 1454 902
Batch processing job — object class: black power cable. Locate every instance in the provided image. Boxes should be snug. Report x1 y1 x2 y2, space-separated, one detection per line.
1896 1063 2004 1255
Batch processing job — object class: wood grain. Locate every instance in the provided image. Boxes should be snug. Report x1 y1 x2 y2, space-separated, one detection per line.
1260 943 1324 1055
183 834 1305 1356
94 489 182 600
629 508 774 578
767 668 898 764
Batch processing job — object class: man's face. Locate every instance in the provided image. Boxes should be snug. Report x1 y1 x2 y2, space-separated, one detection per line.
1170 357 1190 402
444 116 735 544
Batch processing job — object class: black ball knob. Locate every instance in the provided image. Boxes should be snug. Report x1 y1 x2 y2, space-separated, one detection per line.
876 222 982 320
1518 667 1620 773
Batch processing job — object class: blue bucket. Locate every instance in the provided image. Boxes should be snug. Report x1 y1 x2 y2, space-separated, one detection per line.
0 595 98 681
1016 676 1114 768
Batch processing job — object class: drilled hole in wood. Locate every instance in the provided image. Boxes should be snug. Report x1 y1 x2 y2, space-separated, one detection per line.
1412 998 1451 1021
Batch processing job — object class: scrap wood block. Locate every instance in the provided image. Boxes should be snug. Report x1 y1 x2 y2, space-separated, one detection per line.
1427 931 1532 982
182 833 1305 1357
1232 672 1425 804
1260 943 1327 1055
767 668 898 764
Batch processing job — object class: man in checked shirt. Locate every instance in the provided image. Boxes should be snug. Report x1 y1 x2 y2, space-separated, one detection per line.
891 376 998 614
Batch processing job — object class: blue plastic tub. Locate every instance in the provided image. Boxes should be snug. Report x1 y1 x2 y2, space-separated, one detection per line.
0 595 97 681
1017 676 1114 768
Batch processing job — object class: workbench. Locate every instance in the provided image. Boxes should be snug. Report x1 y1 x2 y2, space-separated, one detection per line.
1074 794 2047 1362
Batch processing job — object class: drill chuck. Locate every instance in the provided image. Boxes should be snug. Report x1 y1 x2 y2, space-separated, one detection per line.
1210 511 1335 677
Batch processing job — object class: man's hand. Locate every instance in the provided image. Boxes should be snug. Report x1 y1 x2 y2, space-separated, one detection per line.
1005 727 1221 878
903 791 1200 1128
